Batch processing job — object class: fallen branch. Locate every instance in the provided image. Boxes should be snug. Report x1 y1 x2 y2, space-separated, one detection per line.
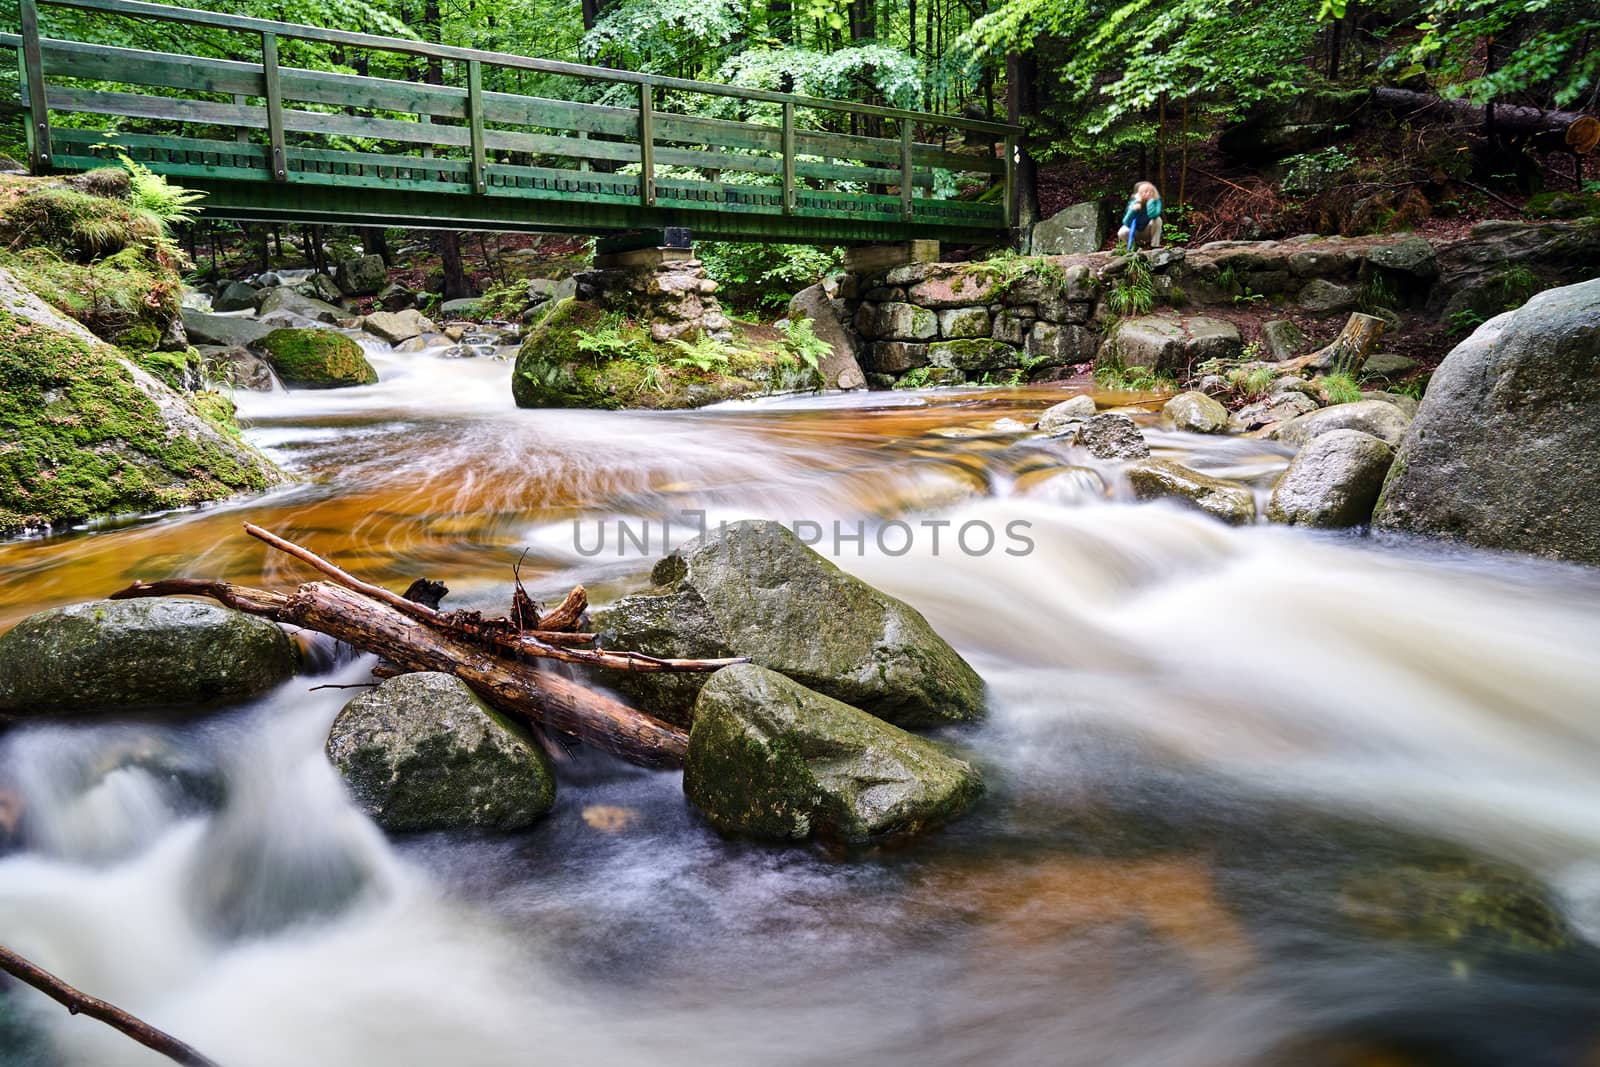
0 945 221 1067
111 578 690 767
537 585 588 632
1280 311 1387 376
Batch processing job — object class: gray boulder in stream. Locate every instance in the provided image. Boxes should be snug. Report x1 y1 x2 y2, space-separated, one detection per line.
1268 429 1394 528
591 520 985 729
0 599 297 717
326 671 555 832
683 664 983 844
1374 279 1600 565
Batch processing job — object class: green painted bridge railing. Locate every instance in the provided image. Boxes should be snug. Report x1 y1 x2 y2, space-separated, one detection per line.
1 0 1018 244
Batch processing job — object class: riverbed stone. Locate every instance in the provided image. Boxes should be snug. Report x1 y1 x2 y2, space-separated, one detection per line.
1163 390 1230 434
1077 413 1150 459
591 520 985 729
682 664 983 844
363 309 437 345
257 287 346 324
0 599 296 717
198 344 278 392
251 329 378 388
1126 460 1256 525
335 254 388 296
325 671 555 832
1273 398 1411 448
1267 429 1394 528
212 281 259 313
180 307 274 348
1359 390 1419 417
1373 278 1600 564
1037 394 1097 435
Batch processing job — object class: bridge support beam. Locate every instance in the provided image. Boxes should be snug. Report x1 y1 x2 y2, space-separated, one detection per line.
842 240 940 277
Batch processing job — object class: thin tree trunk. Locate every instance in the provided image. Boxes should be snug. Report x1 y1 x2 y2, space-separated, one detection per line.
1006 50 1040 243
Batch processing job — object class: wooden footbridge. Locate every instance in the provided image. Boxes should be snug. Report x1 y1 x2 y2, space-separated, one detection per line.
1 0 1017 245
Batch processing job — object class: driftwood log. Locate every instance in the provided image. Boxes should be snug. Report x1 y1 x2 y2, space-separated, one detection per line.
0 945 221 1067
1282 311 1387 376
112 578 692 767
1371 87 1600 154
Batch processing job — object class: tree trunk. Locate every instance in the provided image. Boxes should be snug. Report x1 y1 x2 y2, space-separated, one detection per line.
360 226 393 266
1371 87 1597 148
1006 50 1040 245
1284 312 1387 376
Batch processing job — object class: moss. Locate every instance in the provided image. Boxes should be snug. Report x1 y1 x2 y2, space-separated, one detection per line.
0 247 180 345
0 307 276 535
252 329 377 388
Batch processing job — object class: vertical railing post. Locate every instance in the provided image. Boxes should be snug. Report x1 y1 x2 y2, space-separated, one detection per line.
1003 133 1017 229
780 101 795 215
638 80 655 207
18 0 50 173
467 59 486 195
899 119 915 219
261 32 287 180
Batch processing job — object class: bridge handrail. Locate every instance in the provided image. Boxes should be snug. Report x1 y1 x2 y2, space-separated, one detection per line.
26 0 1021 138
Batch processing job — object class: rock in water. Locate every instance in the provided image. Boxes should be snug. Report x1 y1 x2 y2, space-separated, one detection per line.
325 672 555 832
1163 390 1230 434
1272 399 1412 448
1374 279 1600 564
251 328 377 388
682 664 983 844
1036 394 1097 435
335 253 388 297
363 309 438 345
0 599 297 716
1267 429 1394 528
1078 413 1151 459
592 520 985 728
212 280 260 313
1126 460 1256 525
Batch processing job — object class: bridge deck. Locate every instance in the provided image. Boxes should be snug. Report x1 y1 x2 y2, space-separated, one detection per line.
2 0 1017 244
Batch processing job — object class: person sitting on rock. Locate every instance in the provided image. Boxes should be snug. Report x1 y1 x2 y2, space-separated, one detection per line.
1117 181 1163 251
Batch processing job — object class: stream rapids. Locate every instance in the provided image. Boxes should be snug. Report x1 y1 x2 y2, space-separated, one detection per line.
3 339 1600 1066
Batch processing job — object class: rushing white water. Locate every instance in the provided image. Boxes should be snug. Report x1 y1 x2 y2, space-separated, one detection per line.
4 343 1600 1066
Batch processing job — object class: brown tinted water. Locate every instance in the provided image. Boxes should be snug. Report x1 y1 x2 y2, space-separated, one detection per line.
3 345 1600 1067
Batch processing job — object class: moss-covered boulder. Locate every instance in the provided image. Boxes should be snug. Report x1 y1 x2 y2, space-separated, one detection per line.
592 519 985 728
513 299 821 410
0 598 297 717
683 664 983 844
1127 459 1256 525
325 671 555 832
250 328 377 388
0 269 282 536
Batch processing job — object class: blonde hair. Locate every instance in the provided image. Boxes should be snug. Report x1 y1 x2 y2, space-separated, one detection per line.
1134 181 1160 202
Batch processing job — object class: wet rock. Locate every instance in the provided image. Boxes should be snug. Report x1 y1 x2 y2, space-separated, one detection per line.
854 301 937 341
1078 413 1150 459
591 520 985 729
1261 319 1307 360
682 664 983 844
1298 278 1359 313
326 672 555 832
0 599 296 716
212 281 260 313
363 309 438 345
180 307 273 348
257 287 345 324
1163 390 1230 434
1026 321 1097 366
198 344 278 392
1031 200 1111 254
1231 391 1319 432
335 253 388 296
788 283 868 390
1273 399 1411 448
864 341 929 375
296 272 345 304
1127 460 1256 525
1037 394 1097 435
1267 429 1394 528
251 329 378 388
378 282 417 312
438 297 481 317
1374 278 1600 564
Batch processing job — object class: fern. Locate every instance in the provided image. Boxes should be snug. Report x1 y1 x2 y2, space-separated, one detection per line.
117 153 205 230
668 333 733 371
778 316 831 371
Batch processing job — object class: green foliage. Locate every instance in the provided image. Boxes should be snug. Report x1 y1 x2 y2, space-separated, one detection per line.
1360 271 1399 312
1447 307 1487 336
779 316 831 371
970 249 1069 301
572 323 647 361
478 279 531 321
1225 364 1277 400
1106 254 1155 316
668 333 734 372
1405 0 1600 107
1094 359 1174 392
894 366 934 389
1316 372 1362 406
699 242 842 311
117 154 205 232
1281 147 1357 197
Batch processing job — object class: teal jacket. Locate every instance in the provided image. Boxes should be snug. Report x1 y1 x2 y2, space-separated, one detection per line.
1122 196 1162 228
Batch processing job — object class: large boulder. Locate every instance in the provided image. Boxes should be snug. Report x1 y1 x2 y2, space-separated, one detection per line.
1031 201 1111 254
180 307 274 348
1273 399 1411 448
682 664 983 844
1163 390 1230 434
334 253 389 296
1 270 282 536
1126 460 1256 525
788 284 868 390
362 309 437 345
212 281 260 313
1267 429 1394 528
591 520 985 728
251 328 377 388
256 287 346 324
0 599 296 717
325 672 555 832
1373 279 1600 564
1106 314 1241 373
1298 278 1359 313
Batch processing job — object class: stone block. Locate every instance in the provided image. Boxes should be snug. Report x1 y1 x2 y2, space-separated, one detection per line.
939 307 991 339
